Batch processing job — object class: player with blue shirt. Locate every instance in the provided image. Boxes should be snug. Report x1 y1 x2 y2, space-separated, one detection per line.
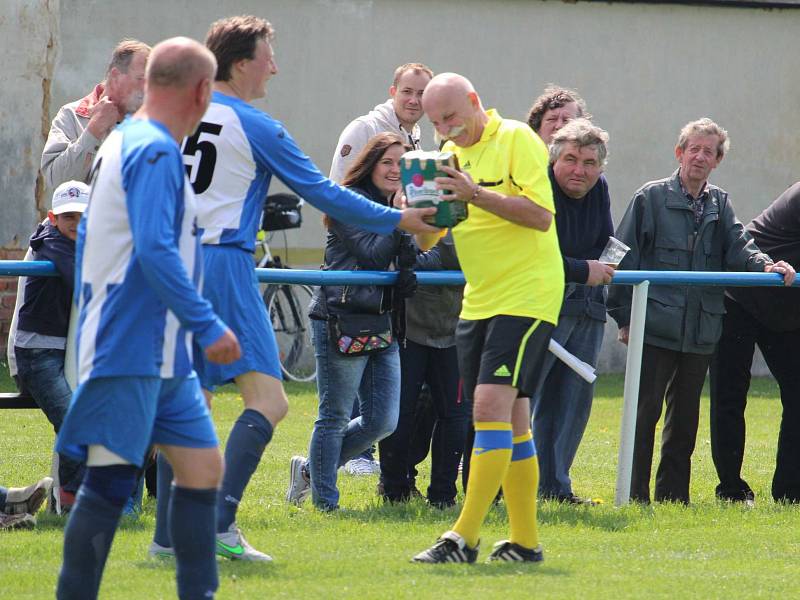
55 38 240 600
148 15 438 563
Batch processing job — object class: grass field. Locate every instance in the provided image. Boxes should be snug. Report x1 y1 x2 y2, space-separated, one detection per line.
1 363 796 599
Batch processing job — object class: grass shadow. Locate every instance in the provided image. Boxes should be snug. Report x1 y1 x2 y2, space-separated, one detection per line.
307 496 639 534
305 497 462 525
413 562 571 579
538 501 639 532
34 511 149 532
134 557 288 581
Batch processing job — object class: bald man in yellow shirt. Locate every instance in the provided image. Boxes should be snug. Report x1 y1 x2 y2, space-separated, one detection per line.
412 73 563 564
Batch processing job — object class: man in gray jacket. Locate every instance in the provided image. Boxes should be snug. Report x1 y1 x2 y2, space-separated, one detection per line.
329 62 432 183
41 39 150 189
607 118 794 504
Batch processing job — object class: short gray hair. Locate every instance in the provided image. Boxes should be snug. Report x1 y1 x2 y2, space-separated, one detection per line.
677 118 729 158
106 39 151 76
549 118 609 167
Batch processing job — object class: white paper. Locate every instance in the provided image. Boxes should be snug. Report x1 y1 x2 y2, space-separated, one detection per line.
548 339 597 383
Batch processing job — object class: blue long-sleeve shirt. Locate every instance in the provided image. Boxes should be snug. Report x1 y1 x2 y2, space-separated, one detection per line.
185 91 402 253
75 117 226 383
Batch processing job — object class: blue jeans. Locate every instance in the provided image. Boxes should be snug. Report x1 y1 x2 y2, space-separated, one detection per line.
308 318 400 509
530 314 604 498
14 347 86 493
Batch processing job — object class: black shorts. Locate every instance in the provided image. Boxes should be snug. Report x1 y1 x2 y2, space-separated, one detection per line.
456 315 554 401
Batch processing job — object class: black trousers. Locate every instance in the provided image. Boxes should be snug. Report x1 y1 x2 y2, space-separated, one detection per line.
379 340 469 504
631 344 711 504
710 296 800 503
407 385 436 488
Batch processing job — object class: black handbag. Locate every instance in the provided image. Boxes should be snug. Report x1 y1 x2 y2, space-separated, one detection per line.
330 313 393 357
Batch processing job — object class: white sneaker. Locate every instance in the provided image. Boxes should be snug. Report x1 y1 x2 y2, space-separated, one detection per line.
148 541 175 559
343 458 381 476
286 455 311 505
216 523 272 562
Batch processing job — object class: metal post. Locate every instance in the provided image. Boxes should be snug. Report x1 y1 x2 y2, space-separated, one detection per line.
615 280 649 507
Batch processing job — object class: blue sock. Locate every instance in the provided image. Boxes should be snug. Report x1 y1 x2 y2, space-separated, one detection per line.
171 486 218 600
57 465 137 600
153 452 174 547
217 409 273 532
0 485 7 512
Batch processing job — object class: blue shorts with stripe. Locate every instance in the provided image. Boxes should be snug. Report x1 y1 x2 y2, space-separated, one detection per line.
456 315 554 400
56 374 218 467
194 245 282 390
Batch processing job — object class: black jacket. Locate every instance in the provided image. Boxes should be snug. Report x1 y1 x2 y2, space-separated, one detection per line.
727 182 800 332
309 181 403 320
18 221 76 338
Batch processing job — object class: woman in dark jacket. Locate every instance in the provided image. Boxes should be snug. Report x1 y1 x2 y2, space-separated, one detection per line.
288 132 420 511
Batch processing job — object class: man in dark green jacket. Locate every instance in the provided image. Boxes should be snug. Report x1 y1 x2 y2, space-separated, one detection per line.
607 118 795 504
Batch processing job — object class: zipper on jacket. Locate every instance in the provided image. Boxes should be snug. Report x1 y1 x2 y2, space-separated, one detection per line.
340 265 358 304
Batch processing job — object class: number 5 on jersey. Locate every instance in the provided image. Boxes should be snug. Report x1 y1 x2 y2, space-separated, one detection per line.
182 122 223 194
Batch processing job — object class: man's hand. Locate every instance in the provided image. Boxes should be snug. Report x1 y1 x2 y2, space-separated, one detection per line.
765 260 796 287
618 325 629 345
435 166 476 202
205 329 241 365
586 260 615 286
394 269 417 299
87 97 121 139
398 207 440 235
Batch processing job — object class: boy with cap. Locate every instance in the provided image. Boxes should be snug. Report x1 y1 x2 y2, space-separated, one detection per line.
13 181 89 511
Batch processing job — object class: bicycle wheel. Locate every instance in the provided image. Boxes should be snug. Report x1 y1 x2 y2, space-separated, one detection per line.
264 284 317 382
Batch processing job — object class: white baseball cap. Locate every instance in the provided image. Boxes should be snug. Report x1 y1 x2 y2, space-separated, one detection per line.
52 181 90 215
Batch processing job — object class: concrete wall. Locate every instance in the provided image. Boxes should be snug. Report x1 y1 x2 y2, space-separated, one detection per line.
5 0 800 370
0 0 59 343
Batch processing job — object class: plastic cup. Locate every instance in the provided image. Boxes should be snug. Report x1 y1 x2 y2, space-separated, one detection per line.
599 236 630 268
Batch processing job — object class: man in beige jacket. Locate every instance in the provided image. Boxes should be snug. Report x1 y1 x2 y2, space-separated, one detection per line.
40 39 150 189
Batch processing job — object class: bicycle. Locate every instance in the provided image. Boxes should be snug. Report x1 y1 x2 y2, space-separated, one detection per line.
255 193 317 383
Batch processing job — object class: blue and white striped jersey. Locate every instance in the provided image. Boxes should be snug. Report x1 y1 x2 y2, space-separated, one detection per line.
75 117 226 383
183 91 402 252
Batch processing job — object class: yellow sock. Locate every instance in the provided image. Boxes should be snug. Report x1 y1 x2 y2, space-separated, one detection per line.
502 430 540 549
452 422 512 548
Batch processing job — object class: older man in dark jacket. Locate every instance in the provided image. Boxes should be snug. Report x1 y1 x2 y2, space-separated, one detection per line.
608 118 795 504
530 118 614 505
710 182 800 505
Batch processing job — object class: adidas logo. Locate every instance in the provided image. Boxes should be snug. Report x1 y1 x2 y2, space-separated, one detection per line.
494 365 511 377
462 160 471 169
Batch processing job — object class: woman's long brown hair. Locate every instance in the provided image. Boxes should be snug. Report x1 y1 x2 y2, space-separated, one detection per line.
324 131 410 229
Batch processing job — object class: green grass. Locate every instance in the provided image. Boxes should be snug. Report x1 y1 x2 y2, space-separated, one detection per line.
1 363 797 599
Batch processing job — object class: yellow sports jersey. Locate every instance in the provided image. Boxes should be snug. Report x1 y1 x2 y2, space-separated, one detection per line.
445 109 564 323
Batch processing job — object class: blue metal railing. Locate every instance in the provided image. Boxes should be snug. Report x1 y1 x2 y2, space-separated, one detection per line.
2 261 798 288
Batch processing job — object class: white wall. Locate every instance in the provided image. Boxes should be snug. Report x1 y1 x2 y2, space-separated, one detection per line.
0 0 59 248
